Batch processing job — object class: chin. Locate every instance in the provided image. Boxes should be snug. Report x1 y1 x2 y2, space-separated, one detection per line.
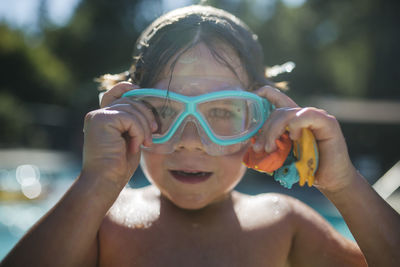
174 201 209 210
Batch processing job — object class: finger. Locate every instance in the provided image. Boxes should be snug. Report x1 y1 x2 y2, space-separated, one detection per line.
254 107 299 153
107 98 158 132
125 108 153 147
87 109 147 154
112 111 148 154
254 86 299 108
105 104 154 147
130 99 159 132
287 108 341 142
123 115 147 154
100 82 139 108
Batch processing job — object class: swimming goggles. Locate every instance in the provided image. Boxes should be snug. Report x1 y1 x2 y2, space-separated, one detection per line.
122 88 272 156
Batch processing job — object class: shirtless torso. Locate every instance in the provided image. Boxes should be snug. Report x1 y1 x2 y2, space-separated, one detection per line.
97 186 335 267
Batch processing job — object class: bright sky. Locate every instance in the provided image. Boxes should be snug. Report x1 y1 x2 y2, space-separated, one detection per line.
0 0 191 31
0 0 305 32
0 0 81 31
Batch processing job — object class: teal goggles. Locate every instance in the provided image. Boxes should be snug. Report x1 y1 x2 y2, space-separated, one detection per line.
122 89 272 155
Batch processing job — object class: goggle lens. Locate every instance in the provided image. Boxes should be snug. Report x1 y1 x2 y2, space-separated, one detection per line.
135 96 184 136
197 98 260 139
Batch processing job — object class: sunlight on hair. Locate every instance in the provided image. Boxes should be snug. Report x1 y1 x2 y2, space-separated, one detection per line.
265 61 296 77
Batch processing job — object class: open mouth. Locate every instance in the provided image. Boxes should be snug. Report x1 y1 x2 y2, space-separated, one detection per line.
169 170 213 184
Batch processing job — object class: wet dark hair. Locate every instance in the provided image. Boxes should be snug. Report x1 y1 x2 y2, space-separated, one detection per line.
97 5 275 91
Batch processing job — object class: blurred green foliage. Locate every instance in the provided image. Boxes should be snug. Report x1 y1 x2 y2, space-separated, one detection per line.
0 0 399 172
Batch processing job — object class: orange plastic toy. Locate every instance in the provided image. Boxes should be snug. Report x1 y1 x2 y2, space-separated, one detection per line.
242 133 292 174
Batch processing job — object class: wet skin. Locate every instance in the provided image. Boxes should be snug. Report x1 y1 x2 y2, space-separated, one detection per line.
98 43 296 266
100 187 296 267
97 43 363 267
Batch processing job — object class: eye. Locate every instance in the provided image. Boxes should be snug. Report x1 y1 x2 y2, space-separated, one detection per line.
283 167 289 174
208 108 234 119
160 106 177 118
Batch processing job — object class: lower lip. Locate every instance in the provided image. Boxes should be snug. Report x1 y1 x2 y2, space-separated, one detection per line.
169 171 212 184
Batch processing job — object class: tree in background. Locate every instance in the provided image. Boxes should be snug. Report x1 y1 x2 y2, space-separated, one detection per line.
0 0 399 175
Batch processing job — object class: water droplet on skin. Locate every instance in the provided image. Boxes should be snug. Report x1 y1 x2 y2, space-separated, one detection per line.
271 195 282 216
109 189 160 229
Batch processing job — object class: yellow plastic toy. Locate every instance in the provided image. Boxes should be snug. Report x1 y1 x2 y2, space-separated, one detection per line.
293 128 319 187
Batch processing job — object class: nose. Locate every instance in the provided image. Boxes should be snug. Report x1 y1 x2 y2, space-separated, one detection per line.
174 121 206 153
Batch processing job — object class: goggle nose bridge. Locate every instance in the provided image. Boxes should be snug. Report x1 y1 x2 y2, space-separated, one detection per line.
182 101 217 143
176 115 207 139
154 101 211 145
161 113 217 152
171 99 208 133
173 109 209 139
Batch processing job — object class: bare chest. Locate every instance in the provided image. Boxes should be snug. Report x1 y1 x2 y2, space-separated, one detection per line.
99 222 292 267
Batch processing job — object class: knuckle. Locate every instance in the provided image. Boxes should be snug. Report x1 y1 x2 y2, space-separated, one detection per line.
317 108 329 115
106 97 130 108
256 85 273 95
270 107 299 122
326 114 340 127
84 110 113 131
112 81 132 89
327 114 338 121
103 82 134 98
296 107 319 117
93 110 110 122
309 107 337 122
297 107 340 127
102 89 116 100
275 107 299 114
261 85 275 91
84 110 99 122
116 81 132 86
86 108 124 123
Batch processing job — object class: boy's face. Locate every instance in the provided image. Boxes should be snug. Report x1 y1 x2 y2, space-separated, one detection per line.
141 43 249 210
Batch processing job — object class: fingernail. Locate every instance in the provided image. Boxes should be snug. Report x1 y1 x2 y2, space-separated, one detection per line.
271 143 277 152
146 138 153 147
265 142 276 153
253 143 262 151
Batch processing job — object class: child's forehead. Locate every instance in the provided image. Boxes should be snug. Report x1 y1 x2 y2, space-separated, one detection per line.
153 76 244 95
156 42 249 92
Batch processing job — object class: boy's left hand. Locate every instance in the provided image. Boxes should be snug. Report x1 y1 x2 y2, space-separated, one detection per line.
253 86 358 193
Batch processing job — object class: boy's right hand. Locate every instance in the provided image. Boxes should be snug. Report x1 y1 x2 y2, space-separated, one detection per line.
81 82 157 189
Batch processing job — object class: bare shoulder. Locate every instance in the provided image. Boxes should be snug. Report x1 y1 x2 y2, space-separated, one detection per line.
232 191 298 231
234 191 353 244
259 194 366 267
97 186 162 266
102 185 160 230
233 191 339 230
234 192 365 266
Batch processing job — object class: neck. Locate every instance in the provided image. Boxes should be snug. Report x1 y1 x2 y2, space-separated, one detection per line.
159 190 237 222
